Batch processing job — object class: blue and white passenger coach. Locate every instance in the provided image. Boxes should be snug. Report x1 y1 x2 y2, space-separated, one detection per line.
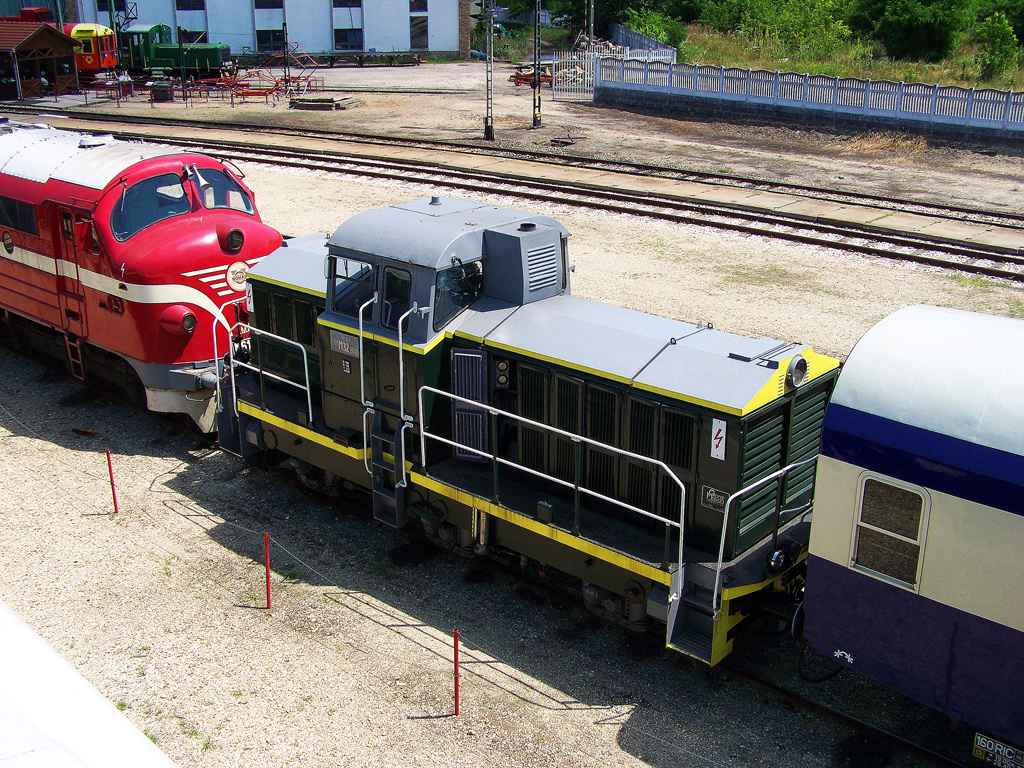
803 305 1024 746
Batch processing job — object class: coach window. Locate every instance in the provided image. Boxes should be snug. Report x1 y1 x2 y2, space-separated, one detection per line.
852 477 928 589
333 257 377 321
0 195 38 236
193 169 255 214
381 267 412 330
110 173 191 241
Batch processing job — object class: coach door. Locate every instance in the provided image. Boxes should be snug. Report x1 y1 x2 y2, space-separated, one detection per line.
56 208 88 340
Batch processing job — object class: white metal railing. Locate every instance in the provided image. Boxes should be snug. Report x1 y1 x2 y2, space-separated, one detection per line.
417 385 685 566
709 456 818 617
552 46 676 101
227 322 314 425
595 59 1024 131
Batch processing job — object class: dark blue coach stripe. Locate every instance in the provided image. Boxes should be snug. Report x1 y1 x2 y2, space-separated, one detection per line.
821 403 1024 518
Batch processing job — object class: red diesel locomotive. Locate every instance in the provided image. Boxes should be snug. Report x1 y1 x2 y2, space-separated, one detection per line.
0 123 282 431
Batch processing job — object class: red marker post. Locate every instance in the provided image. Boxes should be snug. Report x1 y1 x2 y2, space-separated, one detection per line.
264 532 271 610
105 449 119 515
454 628 461 716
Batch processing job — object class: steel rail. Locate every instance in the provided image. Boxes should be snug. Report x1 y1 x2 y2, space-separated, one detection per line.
5 104 1024 230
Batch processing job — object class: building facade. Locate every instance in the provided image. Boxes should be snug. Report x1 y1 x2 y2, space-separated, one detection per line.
78 0 467 56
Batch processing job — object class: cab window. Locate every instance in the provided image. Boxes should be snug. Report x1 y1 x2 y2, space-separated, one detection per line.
109 173 191 241
333 257 377 321
433 260 483 330
382 267 412 330
194 168 255 214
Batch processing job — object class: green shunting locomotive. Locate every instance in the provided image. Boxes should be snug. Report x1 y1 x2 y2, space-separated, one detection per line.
220 196 840 664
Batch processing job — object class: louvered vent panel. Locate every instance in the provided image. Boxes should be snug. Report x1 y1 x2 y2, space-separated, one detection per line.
784 383 833 505
587 450 616 497
450 349 488 462
738 410 785 532
451 350 487 402
454 410 486 459
660 475 685 523
520 426 546 472
586 386 618 445
663 410 695 470
629 399 658 456
626 463 654 513
526 243 559 292
518 365 547 421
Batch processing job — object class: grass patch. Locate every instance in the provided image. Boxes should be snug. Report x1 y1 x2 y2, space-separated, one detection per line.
721 264 796 286
116 701 129 712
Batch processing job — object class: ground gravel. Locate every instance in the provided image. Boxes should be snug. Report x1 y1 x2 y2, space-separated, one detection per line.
2 61 1017 767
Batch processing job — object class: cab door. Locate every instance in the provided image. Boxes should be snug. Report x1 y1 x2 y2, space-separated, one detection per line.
55 208 87 338
371 265 415 419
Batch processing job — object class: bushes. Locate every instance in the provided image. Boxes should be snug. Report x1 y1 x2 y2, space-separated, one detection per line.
977 11 1020 77
875 0 975 60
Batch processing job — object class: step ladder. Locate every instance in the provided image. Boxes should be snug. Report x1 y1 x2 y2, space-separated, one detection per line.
369 410 407 528
667 562 717 663
64 334 84 380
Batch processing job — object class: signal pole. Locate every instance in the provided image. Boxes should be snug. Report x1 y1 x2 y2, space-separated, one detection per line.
532 0 541 127
484 0 495 140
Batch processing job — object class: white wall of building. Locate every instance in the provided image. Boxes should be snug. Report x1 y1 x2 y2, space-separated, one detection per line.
77 0 461 54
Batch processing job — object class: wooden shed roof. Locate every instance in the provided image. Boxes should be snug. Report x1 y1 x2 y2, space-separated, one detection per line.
0 22 77 53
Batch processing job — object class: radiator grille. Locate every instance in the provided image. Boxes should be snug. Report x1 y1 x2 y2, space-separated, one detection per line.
738 409 786 533
662 409 695 470
450 349 488 461
626 462 654 513
526 243 559 292
628 399 658 456
586 385 618 445
784 383 832 504
518 365 547 421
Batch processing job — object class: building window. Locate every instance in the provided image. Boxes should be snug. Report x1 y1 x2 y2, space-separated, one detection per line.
333 28 363 51
96 0 126 11
180 30 207 43
254 0 284 8
410 0 427 10
333 0 361 6
410 17 427 50
175 0 205 10
852 478 927 589
255 28 285 52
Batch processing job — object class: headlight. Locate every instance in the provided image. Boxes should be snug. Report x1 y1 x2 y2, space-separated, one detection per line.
786 355 808 389
160 305 198 336
225 228 244 253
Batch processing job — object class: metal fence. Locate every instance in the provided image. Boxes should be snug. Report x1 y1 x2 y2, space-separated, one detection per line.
552 47 675 101
594 59 1024 130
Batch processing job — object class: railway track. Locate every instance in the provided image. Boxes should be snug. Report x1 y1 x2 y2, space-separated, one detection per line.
113 130 1024 283
6 107 1024 281
5 104 1022 231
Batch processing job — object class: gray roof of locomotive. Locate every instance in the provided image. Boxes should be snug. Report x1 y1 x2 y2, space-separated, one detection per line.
326 197 569 270
247 233 329 299
451 295 810 415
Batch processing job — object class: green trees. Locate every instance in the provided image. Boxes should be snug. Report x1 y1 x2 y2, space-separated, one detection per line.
977 11 1020 77
874 0 975 60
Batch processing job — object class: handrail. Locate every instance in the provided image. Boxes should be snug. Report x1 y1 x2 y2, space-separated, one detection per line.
227 322 314 425
417 385 685 540
710 456 818 617
396 302 418 423
211 296 248 415
358 292 378 408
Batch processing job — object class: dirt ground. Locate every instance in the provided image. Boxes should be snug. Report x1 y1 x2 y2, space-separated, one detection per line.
0 60 1019 768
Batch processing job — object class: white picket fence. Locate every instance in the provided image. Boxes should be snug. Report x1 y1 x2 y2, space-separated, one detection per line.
595 59 1024 131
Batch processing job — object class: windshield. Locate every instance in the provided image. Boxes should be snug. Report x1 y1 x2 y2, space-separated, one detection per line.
194 168 255 214
110 173 190 242
433 260 483 330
